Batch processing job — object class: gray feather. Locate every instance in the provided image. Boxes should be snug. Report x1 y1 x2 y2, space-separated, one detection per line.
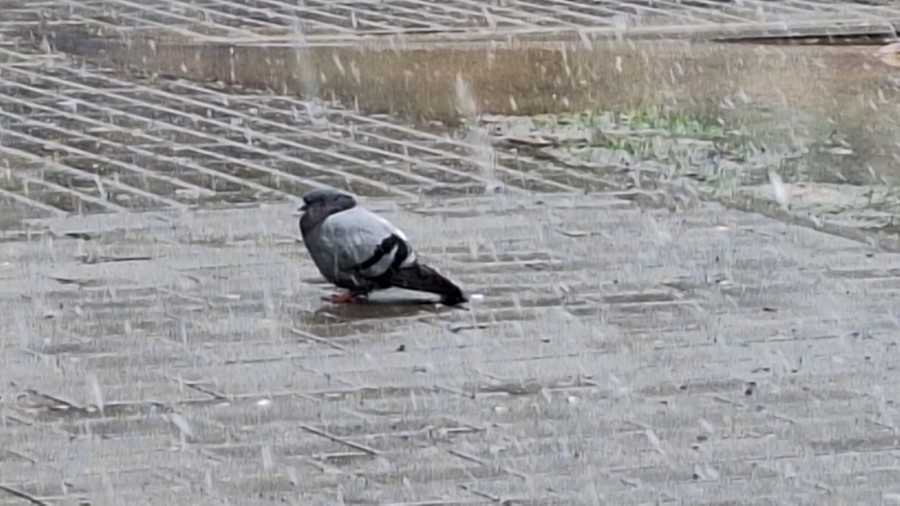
304 207 415 291
297 188 466 305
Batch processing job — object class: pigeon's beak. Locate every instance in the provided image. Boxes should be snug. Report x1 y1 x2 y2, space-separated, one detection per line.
292 203 307 216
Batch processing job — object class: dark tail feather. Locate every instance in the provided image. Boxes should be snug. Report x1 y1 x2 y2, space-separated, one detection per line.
390 263 467 306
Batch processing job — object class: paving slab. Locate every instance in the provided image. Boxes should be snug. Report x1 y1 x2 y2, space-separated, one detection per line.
1 1 899 504
2 192 900 505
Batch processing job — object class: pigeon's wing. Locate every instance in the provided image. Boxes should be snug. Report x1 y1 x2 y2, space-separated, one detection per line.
310 207 416 290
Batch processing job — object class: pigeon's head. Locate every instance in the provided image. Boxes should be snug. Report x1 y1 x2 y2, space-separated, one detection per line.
297 188 357 215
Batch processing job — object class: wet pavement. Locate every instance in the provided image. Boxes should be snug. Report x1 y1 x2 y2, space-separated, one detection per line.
4 192 900 504
4 0 900 504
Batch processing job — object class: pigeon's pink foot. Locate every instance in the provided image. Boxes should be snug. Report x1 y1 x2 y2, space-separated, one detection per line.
325 292 365 304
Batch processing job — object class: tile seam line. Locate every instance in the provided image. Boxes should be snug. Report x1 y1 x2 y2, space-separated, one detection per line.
58 0 267 39
0 57 421 199
112 76 579 192
75 15 357 38
1 134 187 211
0 78 310 200
0 186 68 217
0 108 208 202
75 67 562 193
16 173 126 212
206 16 900 45
185 0 406 33
174 85 615 191
2 60 491 196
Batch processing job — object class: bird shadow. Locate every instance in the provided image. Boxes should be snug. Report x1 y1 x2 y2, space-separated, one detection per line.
313 296 464 320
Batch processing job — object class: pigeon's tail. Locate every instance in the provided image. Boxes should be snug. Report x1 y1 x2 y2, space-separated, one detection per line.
390 263 467 306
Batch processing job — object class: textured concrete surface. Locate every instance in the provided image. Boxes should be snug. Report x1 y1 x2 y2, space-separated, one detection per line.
3 192 900 505
3 1 900 504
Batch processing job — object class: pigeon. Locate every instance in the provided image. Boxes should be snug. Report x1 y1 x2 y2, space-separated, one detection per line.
298 188 467 306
